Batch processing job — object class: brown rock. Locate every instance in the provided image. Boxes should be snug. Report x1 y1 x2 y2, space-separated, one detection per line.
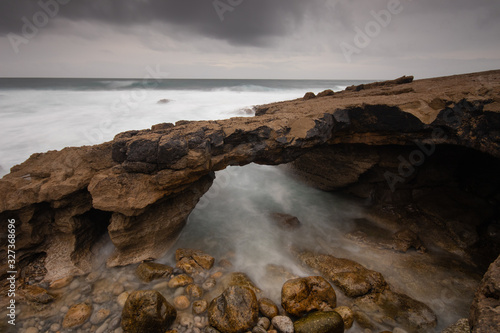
121 290 176 333
303 92 316 100
224 272 262 294
174 295 190 310
49 276 73 289
176 248 215 273
269 213 302 230
281 276 336 317
353 289 437 332
168 274 194 288
258 298 279 319
470 255 500 333
333 306 354 329
136 262 173 283
186 284 204 299
295 251 386 297
62 303 92 328
208 286 259 333
192 300 208 315
317 89 335 97
22 285 54 304
293 311 344 333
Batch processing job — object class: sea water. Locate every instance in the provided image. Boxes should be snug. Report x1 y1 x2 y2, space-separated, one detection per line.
0 78 479 332
0 78 353 177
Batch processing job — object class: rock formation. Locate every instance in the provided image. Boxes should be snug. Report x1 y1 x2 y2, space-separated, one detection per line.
1 70 500 330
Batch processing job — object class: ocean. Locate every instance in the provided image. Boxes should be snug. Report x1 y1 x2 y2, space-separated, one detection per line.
0 78 358 177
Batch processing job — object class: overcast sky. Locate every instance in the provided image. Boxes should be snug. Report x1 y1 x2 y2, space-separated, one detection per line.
0 0 499 80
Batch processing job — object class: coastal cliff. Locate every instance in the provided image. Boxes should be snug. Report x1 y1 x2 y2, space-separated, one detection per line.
1 70 500 331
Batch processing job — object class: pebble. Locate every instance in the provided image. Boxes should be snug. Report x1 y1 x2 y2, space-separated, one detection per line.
394 328 409 333
174 295 191 310
257 317 271 330
90 308 111 325
69 279 80 290
271 316 294 333
112 283 125 296
60 306 69 313
114 328 124 333
152 281 170 289
96 322 108 333
25 327 39 333
252 326 267 333
86 272 101 283
117 292 129 307
179 313 194 328
50 323 61 332
202 278 216 291
192 300 208 315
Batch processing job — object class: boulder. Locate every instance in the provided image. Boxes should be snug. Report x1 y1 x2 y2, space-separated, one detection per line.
121 290 176 333
353 289 437 332
295 251 386 297
208 286 259 333
293 311 344 333
470 255 500 333
136 262 173 282
281 276 336 317
317 89 335 97
303 92 316 100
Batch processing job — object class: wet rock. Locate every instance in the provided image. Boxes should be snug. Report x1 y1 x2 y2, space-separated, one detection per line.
333 306 354 329
271 316 294 333
252 326 267 333
208 286 259 333
470 255 500 333
49 275 73 289
281 276 336 317
193 300 209 315
224 272 262 294
441 318 470 333
121 290 177 333
22 285 54 304
353 289 437 332
269 213 302 230
303 92 316 100
62 303 93 328
295 251 386 297
176 249 215 273
174 295 191 310
169 274 194 289
256 317 271 330
293 311 344 333
91 308 111 325
392 229 426 253
136 262 174 282
117 291 130 307
205 327 222 333
258 298 279 319
186 284 204 299
202 278 217 291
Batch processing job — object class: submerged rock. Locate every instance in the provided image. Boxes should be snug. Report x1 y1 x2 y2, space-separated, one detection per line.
333 306 354 329
353 289 437 332
295 251 386 297
121 290 176 333
293 311 344 333
208 286 259 333
269 212 302 230
281 276 336 317
62 303 93 328
136 262 173 282
176 248 215 273
22 285 54 304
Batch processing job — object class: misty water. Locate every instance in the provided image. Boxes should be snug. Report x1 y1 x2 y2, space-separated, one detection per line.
1 79 481 332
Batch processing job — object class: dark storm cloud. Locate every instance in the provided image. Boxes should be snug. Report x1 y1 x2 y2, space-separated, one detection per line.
0 0 310 46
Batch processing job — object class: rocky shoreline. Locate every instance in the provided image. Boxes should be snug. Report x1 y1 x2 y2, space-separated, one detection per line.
1 70 500 332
